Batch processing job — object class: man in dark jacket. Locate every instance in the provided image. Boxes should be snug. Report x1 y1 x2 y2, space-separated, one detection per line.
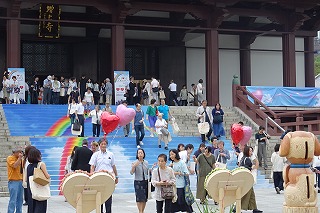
71 139 93 172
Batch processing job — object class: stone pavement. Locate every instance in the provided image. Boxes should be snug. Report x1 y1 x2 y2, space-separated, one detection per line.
0 188 319 213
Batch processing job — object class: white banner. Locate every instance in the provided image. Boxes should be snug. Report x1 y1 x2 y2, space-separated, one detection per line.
114 70 130 105
7 68 26 102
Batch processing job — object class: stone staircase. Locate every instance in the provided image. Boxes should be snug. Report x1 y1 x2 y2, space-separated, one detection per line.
0 104 30 197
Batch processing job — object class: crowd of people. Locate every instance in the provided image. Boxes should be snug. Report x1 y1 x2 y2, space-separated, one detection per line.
7 132 278 213
1 74 207 108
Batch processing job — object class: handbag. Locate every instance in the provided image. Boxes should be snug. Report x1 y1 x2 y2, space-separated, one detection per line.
160 128 169 136
215 154 227 169
33 162 50 186
213 114 223 124
142 91 149 99
29 176 51 201
184 175 195 205
158 168 174 200
72 120 81 131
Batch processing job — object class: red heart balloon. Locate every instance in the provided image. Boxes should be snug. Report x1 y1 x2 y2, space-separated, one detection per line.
100 112 120 135
231 123 244 145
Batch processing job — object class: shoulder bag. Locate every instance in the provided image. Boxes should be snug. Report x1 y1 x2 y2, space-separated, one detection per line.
213 114 223 124
29 175 51 201
184 175 195 205
152 87 159 93
158 168 174 200
215 154 227 169
33 162 50 186
160 128 169 136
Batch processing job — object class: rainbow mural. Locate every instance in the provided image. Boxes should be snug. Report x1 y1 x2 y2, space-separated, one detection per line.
46 116 70 136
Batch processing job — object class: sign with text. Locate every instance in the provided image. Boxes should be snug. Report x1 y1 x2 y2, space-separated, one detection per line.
114 71 130 105
7 68 26 102
38 4 61 38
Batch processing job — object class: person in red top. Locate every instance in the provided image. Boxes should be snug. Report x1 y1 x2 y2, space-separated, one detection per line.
7 147 24 213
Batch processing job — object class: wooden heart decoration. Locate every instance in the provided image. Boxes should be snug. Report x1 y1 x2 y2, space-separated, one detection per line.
62 172 115 213
205 169 254 207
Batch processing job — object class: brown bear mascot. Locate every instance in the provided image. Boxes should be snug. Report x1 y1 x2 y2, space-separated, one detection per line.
280 131 320 212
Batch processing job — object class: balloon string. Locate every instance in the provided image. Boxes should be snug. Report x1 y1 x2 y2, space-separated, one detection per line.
109 127 120 146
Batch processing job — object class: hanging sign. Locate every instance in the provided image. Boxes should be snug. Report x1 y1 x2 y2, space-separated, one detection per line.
38 4 61 38
114 71 130 105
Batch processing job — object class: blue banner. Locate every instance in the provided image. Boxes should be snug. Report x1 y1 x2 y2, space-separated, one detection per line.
246 86 320 107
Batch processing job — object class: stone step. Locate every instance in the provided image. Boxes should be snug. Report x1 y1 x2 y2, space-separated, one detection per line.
0 191 10 197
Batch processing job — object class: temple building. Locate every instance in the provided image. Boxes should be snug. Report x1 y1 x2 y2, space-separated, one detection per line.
0 0 320 106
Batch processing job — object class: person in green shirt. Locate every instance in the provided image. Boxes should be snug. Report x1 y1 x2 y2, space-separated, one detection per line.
146 99 157 137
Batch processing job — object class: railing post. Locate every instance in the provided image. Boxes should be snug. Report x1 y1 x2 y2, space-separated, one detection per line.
232 75 240 107
296 113 304 131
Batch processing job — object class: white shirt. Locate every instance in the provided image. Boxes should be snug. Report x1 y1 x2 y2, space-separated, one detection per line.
89 150 115 174
155 119 167 134
151 79 159 88
84 92 93 103
68 103 78 114
179 150 188 163
197 83 203 94
89 109 102 124
52 80 61 92
76 103 85 115
143 82 151 95
271 152 286 172
3 79 9 88
168 83 177 92
313 156 320 168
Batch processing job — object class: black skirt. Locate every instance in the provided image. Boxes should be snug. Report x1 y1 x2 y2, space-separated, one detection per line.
171 187 193 213
134 180 148 202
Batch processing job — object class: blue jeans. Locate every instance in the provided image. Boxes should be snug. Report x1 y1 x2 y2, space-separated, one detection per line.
7 180 23 213
135 125 145 146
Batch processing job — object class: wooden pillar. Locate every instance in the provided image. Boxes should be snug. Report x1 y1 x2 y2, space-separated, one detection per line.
239 34 251 86
6 19 21 68
304 37 315 87
282 33 296 87
111 25 125 72
205 29 219 106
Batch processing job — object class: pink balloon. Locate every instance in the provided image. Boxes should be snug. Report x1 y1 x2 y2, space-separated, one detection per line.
239 126 252 146
252 90 263 101
100 112 120 135
116 104 136 126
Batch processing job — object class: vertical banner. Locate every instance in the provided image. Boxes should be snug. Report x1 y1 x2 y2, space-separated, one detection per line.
114 71 130 105
7 68 26 102
38 4 61 38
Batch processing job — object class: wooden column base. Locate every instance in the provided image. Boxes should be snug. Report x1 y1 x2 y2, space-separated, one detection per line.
283 206 318 213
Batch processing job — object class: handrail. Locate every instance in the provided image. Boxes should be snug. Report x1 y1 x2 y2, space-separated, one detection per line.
266 116 285 134
237 86 277 117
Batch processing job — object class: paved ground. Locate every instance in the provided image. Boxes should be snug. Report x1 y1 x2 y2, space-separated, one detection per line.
0 188 319 213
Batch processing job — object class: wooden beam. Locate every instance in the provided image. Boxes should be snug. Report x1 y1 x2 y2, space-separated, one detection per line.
131 1 211 20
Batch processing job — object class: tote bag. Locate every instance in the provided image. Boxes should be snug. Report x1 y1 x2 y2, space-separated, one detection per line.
215 155 227 169
198 121 210 134
33 162 50 186
184 176 195 205
29 176 51 201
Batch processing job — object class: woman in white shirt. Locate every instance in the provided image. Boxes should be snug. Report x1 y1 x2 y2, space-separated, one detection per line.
197 79 204 103
67 98 78 124
84 88 94 114
89 105 102 137
155 113 171 150
86 78 93 90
